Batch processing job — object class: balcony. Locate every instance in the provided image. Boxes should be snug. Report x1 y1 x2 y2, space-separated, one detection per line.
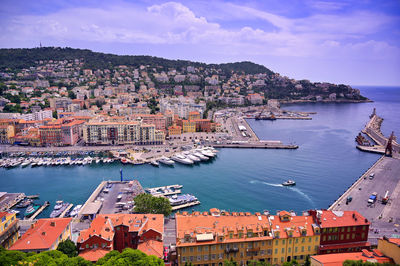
246 247 260 252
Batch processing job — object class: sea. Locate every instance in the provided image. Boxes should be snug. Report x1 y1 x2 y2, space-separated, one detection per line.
1 86 399 218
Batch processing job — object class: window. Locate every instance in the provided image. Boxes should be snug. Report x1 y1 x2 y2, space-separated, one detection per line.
309 237 311 242
361 233 365 239
301 246 304 252
182 256 186 262
190 247 194 252
275 249 278 254
204 255 209 261
341 234 344 240
182 247 186 253
248 242 253 248
197 256 201 261
289 239 292 244
347 227 350 232
288 247 291 253
308 246 311 251
190 256 194 262
295 247 298 252
86 244 89 248
315 245 319 251
281 257 284 263
346 234 350 240
218 253 223 259
262 241 265 246
323 236 326 241
282 248 285 253
352 233 355 239
353 226 356 231
205 246 209 251
275 240 279 245
211 254 216 260
282 239 285 244
198 246 202 252
212 245 216 251
302 238 305 243
296 238 299 243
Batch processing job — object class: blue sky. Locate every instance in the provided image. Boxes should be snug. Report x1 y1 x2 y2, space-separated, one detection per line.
1 0 399 86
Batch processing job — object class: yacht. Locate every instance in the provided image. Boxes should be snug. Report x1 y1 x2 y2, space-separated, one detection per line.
150 160 159 167
158 157 175 166
199 149 215 158
186 153 201 162
69 204 82 217
50 200 70 218
192 151 208 161
24 204 40 217
168 194 198 206
282 180 296 186
21 159 31 167
171 154 194 165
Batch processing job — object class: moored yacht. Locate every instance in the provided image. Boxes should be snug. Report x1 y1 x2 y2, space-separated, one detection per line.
171 154 194 165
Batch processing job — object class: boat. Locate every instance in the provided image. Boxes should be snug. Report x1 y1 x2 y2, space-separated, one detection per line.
16 199 33 208
199 149 215 158
50 200 70 218
171 154 194 165
24 204 40 217
282 180 296 186
150 160 159 167
184 153 201 162
158 157 175 166
168 194 198 206
21 160 31 167
192 152 208 161
69 204 82 217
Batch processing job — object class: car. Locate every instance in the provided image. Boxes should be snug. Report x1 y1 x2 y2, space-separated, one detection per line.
369 173 375 179
163 246 169 261
368 192 377 204
346 196 352 204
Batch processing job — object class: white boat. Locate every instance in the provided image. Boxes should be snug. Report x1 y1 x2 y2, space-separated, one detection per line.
150 160 159 167
186 154 201 162
192 152 208 161
21 160 31 167
282 180 296 186
171 154 194 165
158 157 175 166
96 158 100 164
199 149 215 158
69 204 82 217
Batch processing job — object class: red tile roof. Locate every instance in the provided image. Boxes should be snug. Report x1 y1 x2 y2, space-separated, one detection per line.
137 239 163 258
388 238 400 245
311 250 392 265
312 210 369 228
9 218 71 251
78 248 110 262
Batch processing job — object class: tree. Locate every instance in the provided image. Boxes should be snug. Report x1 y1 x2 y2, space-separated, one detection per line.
283 260 299 266
68 90 77 99
96 248 163 266
134 193 172 216
57 239 78 257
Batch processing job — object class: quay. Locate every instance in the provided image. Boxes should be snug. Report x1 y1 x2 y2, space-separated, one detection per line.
28 201 50 221
213 142 298 149
171 200 200 211
0 192 25 211
328 155 400 245
59 203 73 218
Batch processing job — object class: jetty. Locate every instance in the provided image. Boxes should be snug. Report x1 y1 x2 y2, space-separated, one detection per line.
172 200 200 211
59 204 73 218
28 201 50 220
359 108 399 157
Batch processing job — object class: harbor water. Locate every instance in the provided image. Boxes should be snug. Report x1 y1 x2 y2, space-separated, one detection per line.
1 86 399 218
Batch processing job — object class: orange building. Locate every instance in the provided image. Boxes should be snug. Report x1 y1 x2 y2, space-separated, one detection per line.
188 111 201 121
78 214 164 262
9 218 72 253
176 208 273 265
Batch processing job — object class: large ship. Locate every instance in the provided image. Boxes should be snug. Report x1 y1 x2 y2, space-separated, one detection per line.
168 194 198 206
50 200 70 218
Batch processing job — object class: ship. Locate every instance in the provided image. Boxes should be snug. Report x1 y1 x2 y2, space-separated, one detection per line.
50 200 70 218
24 204 40 217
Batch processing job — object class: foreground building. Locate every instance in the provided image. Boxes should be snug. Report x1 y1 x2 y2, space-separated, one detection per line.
310 249 392 266
377 236 400 264
83 121 164 145
308 210 370 254
9 218 72 252
77 214 164 262
0 212 19 249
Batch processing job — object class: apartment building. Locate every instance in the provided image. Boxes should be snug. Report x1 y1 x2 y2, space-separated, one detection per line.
0 212 19 249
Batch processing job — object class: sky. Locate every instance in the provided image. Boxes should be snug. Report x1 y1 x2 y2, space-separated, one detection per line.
0 0 400 86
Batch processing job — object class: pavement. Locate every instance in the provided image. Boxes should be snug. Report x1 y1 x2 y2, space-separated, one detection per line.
330 156 400 245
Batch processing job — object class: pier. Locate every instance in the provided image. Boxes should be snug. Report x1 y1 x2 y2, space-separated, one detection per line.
328 155 400 245
59 204 73 218
28 201 50 220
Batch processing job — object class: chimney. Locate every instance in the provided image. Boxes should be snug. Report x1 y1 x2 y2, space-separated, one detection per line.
50 221 56 227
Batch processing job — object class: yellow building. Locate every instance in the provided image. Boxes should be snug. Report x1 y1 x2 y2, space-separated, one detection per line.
176 209 274 265
182 120 196 133
9 218 72 252
270 211 320 265
168 125 182 135
0 212 19 249
378 236 400 264
0 125 15 144
189 111 201 121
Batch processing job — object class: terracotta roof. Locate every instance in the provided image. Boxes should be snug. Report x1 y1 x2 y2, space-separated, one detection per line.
78 248 110 262
9 218 72 251
77 216 114 243
137 239 163 258
314 210 369 228
388 238 400 245
311 250 392 265
269 214 318 238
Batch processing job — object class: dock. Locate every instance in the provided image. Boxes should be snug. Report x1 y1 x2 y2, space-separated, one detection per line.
213 143 298 149
28 201 50 220
328 155 400 245
146 184 183 197
172 200 200 211
59 204 73 218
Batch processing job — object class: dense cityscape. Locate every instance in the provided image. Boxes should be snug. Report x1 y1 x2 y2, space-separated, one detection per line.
1 0 400 265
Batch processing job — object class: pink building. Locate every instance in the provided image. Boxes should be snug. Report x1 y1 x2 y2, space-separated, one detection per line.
132 114 166 132
61 120 85 145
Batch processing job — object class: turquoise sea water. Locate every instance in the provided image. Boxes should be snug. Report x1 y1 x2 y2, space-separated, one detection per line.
1 86 399 217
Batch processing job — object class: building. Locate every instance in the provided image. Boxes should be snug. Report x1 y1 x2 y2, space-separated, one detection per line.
269 211 321 264
21 110 53 121
308 210 370 254
132 114 166 132
39 125 63 146
180 120 196 133
176 208 273 266
377 237 400 264
0 212 19 249
188 111 201 121
168 125 182 136
0 125 15 144
77 214 164 262
9 218 72 253
310 249 392 266
83 121 164 145
247 93 264 105
61 120 85 145
193 119 211 132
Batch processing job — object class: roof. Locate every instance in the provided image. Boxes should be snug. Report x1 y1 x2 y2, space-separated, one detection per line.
78 248 110 262
310 210 370 228
269 214 318 238
78 214 163 244
81 201 102 215
137 239 163 258
9 218 72 251
388 238 400 245
176 209 272 247
311 250 392 265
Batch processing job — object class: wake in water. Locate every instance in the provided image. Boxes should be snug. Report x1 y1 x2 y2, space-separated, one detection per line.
250 180 315 208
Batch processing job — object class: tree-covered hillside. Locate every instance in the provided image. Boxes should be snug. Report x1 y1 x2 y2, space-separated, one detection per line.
0 47 273 75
